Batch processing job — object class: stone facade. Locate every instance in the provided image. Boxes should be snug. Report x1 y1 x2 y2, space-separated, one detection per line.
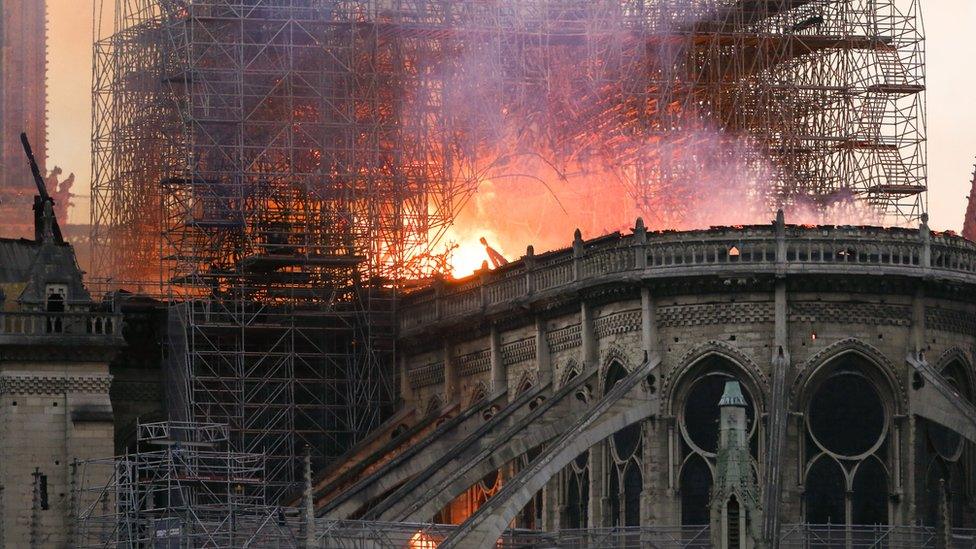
0 367 115 547
0 205 121 547
371 217 976 542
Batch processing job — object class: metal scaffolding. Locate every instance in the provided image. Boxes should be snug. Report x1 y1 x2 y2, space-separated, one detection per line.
72 422 303 547
90 0 926 499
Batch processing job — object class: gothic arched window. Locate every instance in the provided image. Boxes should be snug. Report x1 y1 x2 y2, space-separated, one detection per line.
680 453 711 526
564 452 589 528
802 354 891 527
557 362 589 529
676 356 758 526
605 361 643 526
512 378 543 530
920 359 973 528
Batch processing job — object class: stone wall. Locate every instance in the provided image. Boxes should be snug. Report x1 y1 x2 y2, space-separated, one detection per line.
0 364 114 547
394 224 976 532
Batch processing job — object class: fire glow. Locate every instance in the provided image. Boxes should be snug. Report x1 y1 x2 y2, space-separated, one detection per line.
408 531 439 548
412 2 894 279
439 134 883 278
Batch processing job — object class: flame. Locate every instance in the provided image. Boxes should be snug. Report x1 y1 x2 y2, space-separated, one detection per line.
433 130 886 278
437 224 508 279
408 531 439 549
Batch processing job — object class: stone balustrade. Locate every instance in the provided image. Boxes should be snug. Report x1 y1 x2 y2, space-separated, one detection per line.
400 217 976 332
0 310 123 341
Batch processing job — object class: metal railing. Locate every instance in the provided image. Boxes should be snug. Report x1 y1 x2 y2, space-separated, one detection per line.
401 222 976 332
138 421 230 445
312 522 975 548
551 525 711 548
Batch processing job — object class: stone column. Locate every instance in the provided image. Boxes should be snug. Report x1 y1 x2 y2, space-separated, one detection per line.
641 287 658 363
906 284 927 524
581 301 597 370
908 211 930 523
640 286 660 524
443 341 458 402
541 476 560 531
762 209 791 546
489 325 506 397
399 354 414 406
536 317 552 386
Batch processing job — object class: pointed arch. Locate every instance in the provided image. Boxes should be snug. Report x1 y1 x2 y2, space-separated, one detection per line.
792 338 906 414
558 358 582 389
852 455 889 525
599 344 632 380
934 346 976 396
679 452 713 526
514 369 537 395
425 394 444 417
799 340 897 527
666 341 767 416
468 381 490 408
803 453 846 524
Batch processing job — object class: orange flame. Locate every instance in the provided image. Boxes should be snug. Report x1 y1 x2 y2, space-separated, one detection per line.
408 531 439 548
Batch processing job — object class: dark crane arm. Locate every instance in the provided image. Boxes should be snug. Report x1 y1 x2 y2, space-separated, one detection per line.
20 132 63 243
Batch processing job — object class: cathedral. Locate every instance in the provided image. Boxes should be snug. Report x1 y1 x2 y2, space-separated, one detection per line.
311 213 976 547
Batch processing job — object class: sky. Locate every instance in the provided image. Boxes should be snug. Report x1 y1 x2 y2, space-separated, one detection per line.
46 1 976 231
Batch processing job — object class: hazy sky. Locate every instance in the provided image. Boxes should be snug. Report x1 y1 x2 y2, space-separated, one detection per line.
46 1 976 230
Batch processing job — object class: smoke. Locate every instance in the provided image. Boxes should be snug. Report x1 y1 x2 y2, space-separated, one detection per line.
405 1 885 276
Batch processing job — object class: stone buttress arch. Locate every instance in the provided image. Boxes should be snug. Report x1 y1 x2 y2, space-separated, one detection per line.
370 372 592 522
439 356 658 548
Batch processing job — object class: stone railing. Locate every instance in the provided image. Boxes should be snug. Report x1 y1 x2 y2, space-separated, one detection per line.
0 310 123 341
400 216 976 332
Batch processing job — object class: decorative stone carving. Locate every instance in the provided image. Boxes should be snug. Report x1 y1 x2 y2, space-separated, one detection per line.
409 361 445 390
0 374 113 395
599 344 632 382
557 358 582 389
790 338 907 411
546 324 581 352
665 341 769 410
594 310 641 338
658 302 774 328
790 302 911 326
456 349 491 378
932 347 972 371
927 307 976 335
513 369 538 393
502 337 536 365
